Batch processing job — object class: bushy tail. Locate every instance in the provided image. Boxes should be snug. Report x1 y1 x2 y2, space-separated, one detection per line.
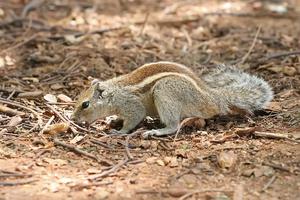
201 65 273 112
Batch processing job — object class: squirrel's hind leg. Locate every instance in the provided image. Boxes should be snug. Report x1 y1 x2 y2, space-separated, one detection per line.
142 79 181 138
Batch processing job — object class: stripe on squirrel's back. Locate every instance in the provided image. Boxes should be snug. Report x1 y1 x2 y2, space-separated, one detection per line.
115 62 201 86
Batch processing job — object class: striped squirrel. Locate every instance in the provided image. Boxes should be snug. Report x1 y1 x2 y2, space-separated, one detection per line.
71 61 273 138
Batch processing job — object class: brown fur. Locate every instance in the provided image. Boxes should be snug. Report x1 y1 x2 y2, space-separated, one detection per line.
115 62 202 86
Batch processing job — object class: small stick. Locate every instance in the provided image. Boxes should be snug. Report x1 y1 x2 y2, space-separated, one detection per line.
261 175 277 192
46 104 96 134
125 129 143 160
89 157 129 181
173 117 198 142
262 161 291 172
266 50 300 60
254 131 299 143
53 138 99 162
179 189 231 200
90 138 113 149
0 104 25 116
45 104 78 134
21 0 45 18
38 115 54 136
0 173 33 178
239 26 261 64
0 98 42 125
0 179 37 186
7 90 16 100
139 12 150 35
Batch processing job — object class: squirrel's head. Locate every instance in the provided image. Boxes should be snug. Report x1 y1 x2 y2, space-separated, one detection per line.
71 80 117 125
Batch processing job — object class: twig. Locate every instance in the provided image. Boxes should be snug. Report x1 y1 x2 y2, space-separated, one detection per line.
0 173 33 178
139 12 150 35
239 26 261 64
125 129 143 160
0 179 37 186
261 175 277 192
254 131 299 143
0 98 42 126
53 138 99 162
266 50 300 60
89 157 129 181
0 104 25 116
90 138 114 149
0 33 39 54
179 189 231 200
48 27 124 40
173 117 199 142
45 104 78 134
21 0 45 18
45 104 98 134
262 161 291 172
38 115 54 136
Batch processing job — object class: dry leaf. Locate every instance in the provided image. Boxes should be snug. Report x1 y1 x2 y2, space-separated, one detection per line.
43 122 70 135
44 94 57 103
57 94 73 103
283 66 297 76
265 101 282 112
218 151 237 169
267 66 282 73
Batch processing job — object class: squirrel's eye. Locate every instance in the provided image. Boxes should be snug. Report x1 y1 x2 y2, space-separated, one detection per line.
82 101 90 109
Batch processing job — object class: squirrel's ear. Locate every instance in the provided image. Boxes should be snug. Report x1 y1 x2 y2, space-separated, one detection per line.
93 82 105 98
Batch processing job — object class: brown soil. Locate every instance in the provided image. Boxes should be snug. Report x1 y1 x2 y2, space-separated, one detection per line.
0 0 299 200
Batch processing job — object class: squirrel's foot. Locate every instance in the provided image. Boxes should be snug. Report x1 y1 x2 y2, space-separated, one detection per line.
142 130 161 139
109 129 128 135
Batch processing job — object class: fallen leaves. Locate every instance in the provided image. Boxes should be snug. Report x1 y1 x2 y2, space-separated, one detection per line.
44 94 73 103
44 94 57 103
43 122 70 135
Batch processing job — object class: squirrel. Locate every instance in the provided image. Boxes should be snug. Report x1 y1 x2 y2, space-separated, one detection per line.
71 61 273 138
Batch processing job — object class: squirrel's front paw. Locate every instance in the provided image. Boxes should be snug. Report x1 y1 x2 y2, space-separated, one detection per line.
142 130 160 139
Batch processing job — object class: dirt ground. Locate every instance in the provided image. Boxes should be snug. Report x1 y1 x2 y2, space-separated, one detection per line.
0 0 300 200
